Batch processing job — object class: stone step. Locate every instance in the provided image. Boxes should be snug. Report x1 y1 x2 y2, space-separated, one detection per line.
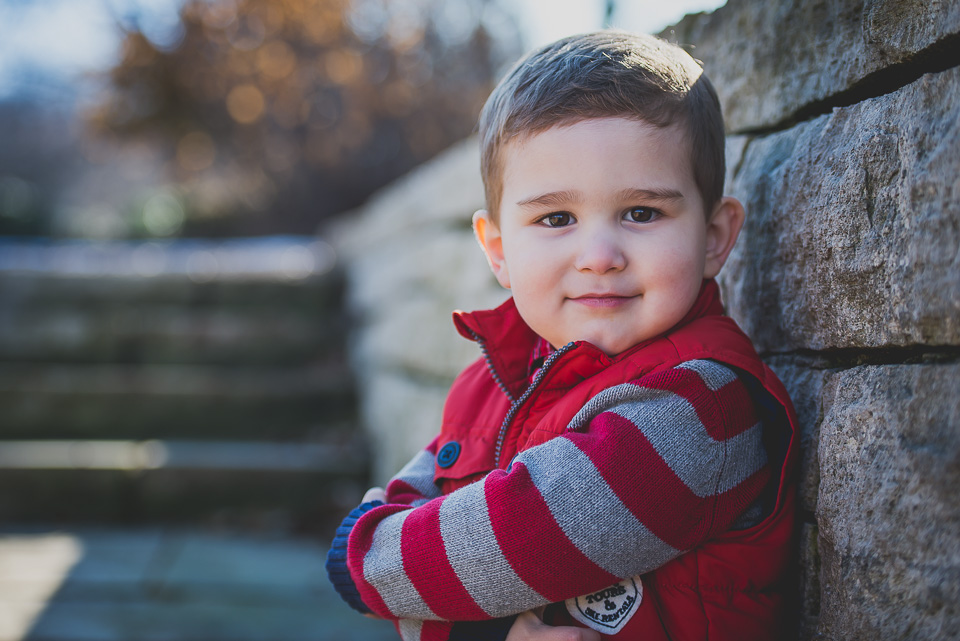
0 363 356 439
0 238 365 534
0 237 346 366
0 268 345 366
0 439 365 472
0 236 337 284
0 304 345 366
0 271 342 308
0 438 369 533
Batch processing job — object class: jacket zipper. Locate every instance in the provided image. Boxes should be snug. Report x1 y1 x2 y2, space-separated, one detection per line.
468 329 515 404
491 341 577 468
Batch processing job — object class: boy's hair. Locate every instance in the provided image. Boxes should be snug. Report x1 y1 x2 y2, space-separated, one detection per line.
479 30 725 219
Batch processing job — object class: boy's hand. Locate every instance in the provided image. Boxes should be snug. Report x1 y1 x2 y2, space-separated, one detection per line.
506 610 600 641
362 486 387 503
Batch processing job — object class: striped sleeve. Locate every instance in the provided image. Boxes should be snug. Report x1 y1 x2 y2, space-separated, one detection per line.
385 437 443 506
335 360 772 623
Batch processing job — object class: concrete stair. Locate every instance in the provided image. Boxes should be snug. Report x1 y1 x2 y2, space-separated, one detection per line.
0 238 367 536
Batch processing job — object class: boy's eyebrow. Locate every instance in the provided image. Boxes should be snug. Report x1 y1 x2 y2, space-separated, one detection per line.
515 190 583 209
516 187 685 209
616 187 685 202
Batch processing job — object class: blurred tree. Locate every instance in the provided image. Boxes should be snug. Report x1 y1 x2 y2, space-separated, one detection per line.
89 0 520 236
0 100 70 236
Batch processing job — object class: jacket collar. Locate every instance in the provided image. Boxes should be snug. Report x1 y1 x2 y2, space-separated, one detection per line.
453 279 726 396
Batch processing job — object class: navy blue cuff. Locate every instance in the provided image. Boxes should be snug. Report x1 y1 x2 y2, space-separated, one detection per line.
449 616 517 641
325 500 384 615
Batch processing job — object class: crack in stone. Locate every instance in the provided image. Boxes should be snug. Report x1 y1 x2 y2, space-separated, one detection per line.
733 31 960 137
731 135 754 183
864 164 876 227
763 345 960 369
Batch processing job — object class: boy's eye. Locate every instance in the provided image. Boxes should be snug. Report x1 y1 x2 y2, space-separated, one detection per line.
540 212 573 227
626 207 659 223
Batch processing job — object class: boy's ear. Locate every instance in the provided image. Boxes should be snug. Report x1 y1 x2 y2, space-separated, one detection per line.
703 197 745 279
472 209 511 289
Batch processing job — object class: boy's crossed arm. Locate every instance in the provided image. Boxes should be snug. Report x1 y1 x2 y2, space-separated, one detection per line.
337 447 599 640
381 439 444 506
327 361 771 625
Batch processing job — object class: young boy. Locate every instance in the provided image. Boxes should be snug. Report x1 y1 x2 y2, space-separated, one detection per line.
327 31 798 641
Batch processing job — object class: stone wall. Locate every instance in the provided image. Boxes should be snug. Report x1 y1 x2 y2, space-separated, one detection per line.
672 0 960 637
332 0 959 637
331 138 507 483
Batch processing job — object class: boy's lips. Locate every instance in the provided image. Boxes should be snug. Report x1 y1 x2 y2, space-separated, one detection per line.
568 293 636 308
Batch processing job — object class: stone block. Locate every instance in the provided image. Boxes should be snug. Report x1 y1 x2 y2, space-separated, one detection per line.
815 363 960 639
345 227 505 346
765 357 827 515
332 137 509 483
719 67 960 352
332 137 485 241
663 0 960 132
354 295 483 382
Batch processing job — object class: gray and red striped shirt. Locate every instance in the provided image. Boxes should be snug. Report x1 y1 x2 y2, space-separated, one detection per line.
328 358 773 639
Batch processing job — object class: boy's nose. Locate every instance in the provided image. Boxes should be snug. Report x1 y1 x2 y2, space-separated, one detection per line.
573 230 627 274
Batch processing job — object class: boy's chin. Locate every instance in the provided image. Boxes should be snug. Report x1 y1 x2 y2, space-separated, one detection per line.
575 325 670 357
575 336 636 358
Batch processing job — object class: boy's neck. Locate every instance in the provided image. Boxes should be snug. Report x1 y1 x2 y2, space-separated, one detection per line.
529 336 556 376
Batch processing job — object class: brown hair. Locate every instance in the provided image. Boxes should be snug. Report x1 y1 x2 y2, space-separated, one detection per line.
479 30 725 219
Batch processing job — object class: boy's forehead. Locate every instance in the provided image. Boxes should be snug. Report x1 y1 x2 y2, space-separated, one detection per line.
516 114 679 136
500 118 696 191
504 118 692 165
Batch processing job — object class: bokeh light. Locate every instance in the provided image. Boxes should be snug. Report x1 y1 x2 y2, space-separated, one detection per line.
142 191 186 236
226 83 266 124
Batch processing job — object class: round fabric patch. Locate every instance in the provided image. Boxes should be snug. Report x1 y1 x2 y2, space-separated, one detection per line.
436 441 461 469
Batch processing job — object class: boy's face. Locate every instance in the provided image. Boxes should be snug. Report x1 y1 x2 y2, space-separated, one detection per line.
474 117 743 357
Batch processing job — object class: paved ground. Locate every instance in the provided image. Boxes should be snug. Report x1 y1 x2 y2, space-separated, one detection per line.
0 527 397 641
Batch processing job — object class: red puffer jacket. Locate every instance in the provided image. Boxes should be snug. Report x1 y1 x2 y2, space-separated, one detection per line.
437 279 799 640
